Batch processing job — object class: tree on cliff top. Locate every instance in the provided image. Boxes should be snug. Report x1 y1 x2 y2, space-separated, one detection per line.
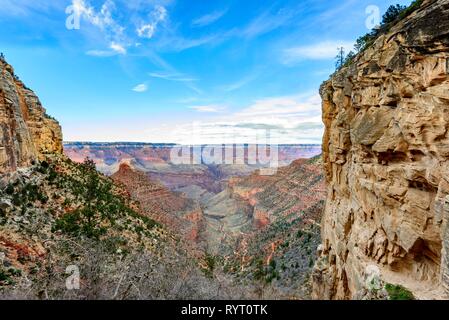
382 4 407 25
335 47 346 70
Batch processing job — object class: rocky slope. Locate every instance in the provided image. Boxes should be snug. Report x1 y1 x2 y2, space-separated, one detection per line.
111 163 204 245
0 156 236 299
223 157 326 299
313 0 449 300
0 58 62 174
201 157 325 255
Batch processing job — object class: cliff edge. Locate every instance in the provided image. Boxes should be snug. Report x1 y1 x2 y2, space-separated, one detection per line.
313 0 449 299
0 57 62 173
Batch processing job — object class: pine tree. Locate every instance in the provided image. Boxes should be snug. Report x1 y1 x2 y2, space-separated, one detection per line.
382 4 407 25
335 47 346 70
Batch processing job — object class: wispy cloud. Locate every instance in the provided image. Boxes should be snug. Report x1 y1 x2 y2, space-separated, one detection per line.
136 5 167 39
86 41 126 57
192 9 228 27
146 92 324 144
220 70 261 92
0 0 63 16
149 71 197 82
110 42 126 54
132 83 148 92
241 7 296 39
73 0 129 55
145 52 203 94
282 41 354 64
149 71 203 94
188 105 225 113
73 1 172 56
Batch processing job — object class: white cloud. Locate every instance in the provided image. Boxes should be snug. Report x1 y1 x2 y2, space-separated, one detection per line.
136 5 167 39
137 24 156 38
149 71 197 82
86 41 126 57
192 9 227 27
73 0 128 56
72 0 120 31
188 105 225 113
132 84 148 92
283 41 354 63
0 0 63 16
145 92 324 144
146 53 203 94
86 50 116 57
110 42 126 54
241 7 295 39
220 71 261 92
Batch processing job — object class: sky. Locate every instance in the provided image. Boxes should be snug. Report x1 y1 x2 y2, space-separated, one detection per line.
0 0 411 144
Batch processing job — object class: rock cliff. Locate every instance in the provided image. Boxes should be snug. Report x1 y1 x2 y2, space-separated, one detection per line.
313 0 449 300
0 58 62 174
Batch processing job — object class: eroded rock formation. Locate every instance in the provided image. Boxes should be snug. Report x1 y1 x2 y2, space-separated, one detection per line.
313 0 449 300
111 162 205 245
0 58 62 173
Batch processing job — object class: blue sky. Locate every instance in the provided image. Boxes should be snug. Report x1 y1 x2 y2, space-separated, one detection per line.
0 0 411 144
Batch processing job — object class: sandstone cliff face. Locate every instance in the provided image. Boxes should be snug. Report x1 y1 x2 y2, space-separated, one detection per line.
0 59 62 174
313 0 449 300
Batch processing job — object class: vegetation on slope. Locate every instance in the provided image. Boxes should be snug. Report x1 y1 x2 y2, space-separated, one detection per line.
221 157 325 299
0 156 248 299
385 283 415 300
336 1 424 70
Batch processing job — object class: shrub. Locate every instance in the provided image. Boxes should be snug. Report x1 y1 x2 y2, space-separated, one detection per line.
0 270 10 282
54 211 82 235
385 283 415 300
0 268 16 286
5 184 14 195
202 253 217 278
12 194 22 206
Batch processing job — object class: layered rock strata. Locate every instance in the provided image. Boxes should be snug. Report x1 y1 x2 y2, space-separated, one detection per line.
313 0 449 300
0 59 62 173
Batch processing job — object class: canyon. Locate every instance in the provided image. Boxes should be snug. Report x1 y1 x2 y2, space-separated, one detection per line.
2 0 449 301
1 54 326 299
75 144 326 257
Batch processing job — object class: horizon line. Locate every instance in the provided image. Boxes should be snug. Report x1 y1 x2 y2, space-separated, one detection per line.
63 141 323 146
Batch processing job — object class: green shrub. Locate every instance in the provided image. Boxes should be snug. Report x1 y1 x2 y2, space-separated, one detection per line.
5 184 14 195
54 211 82 235
203 253 217 278
0 270 10 282
12 194 22 206
385 283 415 300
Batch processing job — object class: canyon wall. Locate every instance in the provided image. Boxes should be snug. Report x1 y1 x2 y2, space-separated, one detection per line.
0 58 62 173
313 0 449 299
